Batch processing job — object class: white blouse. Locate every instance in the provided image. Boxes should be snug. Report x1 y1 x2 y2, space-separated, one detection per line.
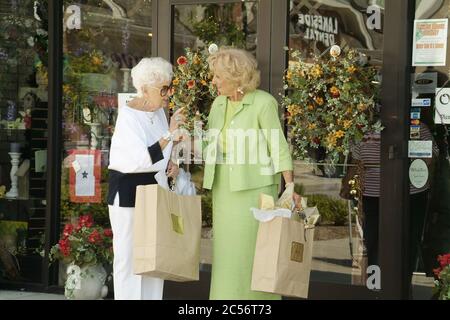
108 104 173 187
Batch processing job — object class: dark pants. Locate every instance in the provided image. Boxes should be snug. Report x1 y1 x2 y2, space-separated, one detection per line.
362 191 429 274
362 196 379 268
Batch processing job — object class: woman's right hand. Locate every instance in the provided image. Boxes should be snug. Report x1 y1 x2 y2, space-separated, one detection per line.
169 107 186 134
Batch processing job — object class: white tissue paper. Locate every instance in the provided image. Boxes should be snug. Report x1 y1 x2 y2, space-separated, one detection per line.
174 168 197 196
250 183 320 227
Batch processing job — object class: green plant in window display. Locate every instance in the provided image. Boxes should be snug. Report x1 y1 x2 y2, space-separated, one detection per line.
433 254 450 300
191 15 246 49
0 0 48 67
63 49 117 125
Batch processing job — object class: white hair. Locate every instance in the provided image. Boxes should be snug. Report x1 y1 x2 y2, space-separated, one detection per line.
131 57 173 96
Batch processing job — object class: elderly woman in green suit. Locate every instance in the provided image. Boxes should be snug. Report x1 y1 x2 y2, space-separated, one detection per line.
202 48 301 300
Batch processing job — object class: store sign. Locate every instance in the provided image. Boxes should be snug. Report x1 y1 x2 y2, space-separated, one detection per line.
435 88 450 124
366 5 382 31
412 72 438 95
411 98 431 107
297 14 338 47
408 141 433 158
409 159 429 189
65 5 81 30
412 19 448 66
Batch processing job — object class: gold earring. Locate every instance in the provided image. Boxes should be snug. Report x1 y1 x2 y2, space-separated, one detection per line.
237 87 244 95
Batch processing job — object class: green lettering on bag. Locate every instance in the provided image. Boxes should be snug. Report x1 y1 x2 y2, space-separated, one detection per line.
171 214 184 235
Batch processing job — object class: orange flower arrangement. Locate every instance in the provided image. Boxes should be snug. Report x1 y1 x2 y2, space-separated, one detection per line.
169 48 217 132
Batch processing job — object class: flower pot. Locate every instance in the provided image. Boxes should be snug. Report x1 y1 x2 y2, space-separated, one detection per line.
65 263 108 300
80 73 118 93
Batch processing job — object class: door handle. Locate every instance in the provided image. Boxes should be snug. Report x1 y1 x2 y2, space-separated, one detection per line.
388 145 396 160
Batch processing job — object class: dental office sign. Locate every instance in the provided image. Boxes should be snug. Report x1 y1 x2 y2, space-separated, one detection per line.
297 14 339 47
413 19 448 66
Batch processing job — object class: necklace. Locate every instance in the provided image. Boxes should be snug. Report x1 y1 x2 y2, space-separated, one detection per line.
147 112 155 125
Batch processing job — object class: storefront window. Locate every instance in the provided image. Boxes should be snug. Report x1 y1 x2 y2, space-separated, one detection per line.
171 2 259 263
172 2 258 59
288 0 384 286
60 0 152 283
0 0 48 284
409 0 450 299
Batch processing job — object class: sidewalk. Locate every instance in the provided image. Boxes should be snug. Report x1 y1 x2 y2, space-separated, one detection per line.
0 290 66 300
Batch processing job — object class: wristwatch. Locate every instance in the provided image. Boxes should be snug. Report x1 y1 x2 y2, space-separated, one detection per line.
162 131 175 142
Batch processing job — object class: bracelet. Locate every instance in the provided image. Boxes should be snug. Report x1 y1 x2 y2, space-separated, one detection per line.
162 131 174 142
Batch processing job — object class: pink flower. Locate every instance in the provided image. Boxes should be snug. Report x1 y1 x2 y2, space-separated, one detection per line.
63 224 74 238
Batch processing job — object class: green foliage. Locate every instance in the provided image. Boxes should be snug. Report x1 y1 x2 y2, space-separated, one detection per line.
201 190 213 228
49 215 113 268
433 254 450 300
282 48 382 164
170 47 217 132
294 183 306 196
306 194 348 226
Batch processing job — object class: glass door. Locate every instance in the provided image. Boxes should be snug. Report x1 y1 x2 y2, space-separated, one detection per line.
58 0 153 285
0 0 49 285
287 0 384 288
409 0 450 300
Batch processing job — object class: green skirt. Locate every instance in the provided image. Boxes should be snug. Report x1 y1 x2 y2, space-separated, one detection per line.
209 164 281 300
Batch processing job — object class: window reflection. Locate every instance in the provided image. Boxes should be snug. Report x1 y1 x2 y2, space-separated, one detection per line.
0 0 49 284
173 2 258 59
60 0 152 284
288 0 384 286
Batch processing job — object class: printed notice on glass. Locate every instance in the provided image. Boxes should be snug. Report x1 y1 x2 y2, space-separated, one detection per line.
408 141 433 158
435 88 450 124
409 159 429 189
413 19 448 66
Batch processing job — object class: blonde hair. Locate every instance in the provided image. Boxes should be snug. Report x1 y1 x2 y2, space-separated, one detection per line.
207 48 260 94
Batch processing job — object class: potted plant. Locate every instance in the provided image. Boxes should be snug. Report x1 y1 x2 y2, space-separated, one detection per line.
433 253 450 300
50 214 113 300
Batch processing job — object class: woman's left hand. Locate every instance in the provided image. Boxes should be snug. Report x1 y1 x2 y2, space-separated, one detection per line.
293 192 302 210
166 161 180 179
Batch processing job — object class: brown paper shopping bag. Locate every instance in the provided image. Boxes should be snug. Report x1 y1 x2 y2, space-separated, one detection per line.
251 217 314 298
133 184 202 282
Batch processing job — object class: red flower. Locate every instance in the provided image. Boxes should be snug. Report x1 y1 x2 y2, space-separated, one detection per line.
63 224 74 238
78 215 94 228
313 137 321 145
103 229 113 238
433 268 442 278
438 254 450 268
59 239 71 257
88 230 102 244
177 56 187 65
187 80 196 89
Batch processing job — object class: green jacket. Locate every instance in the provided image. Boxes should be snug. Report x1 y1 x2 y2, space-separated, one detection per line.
202 89 293 191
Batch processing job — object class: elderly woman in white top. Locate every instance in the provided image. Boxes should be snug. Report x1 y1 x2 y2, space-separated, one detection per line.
107 57 185 300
